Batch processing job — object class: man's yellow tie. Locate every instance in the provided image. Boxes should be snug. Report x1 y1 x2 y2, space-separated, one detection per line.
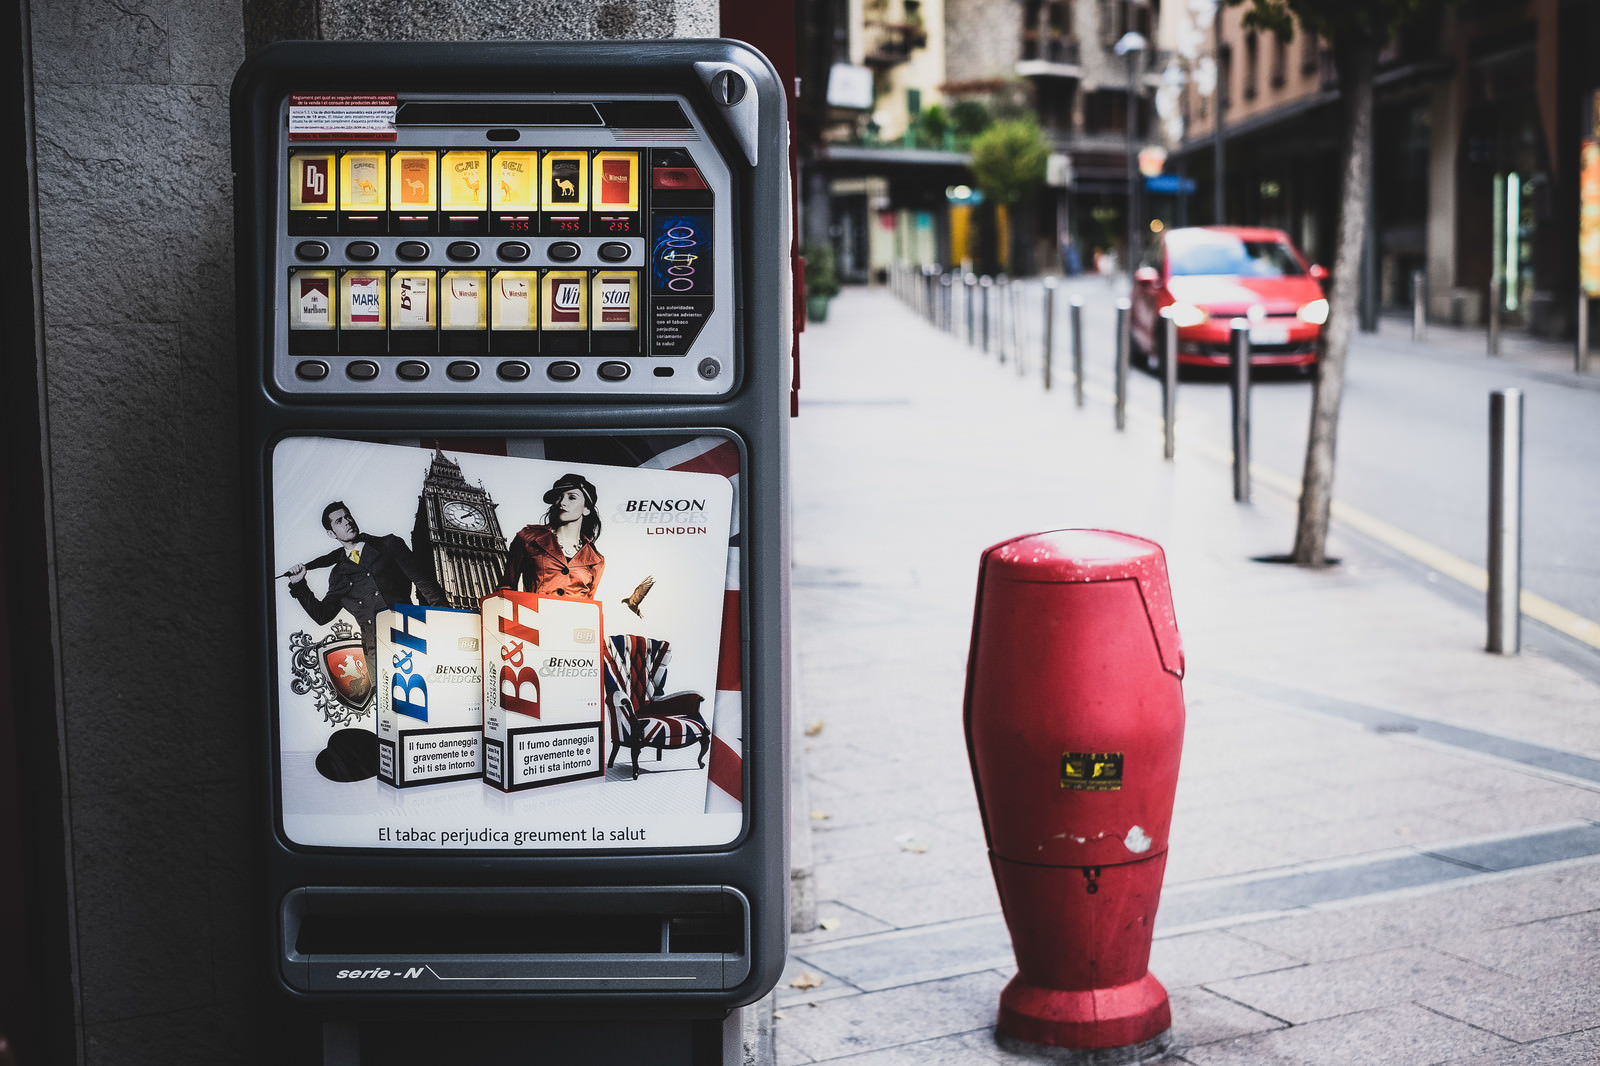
351 549 360 563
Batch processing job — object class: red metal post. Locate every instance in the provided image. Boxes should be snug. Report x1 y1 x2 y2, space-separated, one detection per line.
964 529 1185 1059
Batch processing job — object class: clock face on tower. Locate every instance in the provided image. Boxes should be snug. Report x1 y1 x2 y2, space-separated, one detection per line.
442 501 487 531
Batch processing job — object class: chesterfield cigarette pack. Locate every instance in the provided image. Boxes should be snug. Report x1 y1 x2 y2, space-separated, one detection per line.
375 604 484 788
481 592 605 792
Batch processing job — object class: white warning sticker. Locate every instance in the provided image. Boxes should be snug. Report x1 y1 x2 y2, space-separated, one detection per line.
289 93 398 141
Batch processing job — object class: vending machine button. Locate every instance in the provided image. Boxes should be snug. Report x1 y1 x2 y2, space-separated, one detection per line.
549 242 581 261
498 241 531 261
547 361 581 381
396 241 430 261
597 360 631 381
447 241 481 261
497 361 531 381
397 360 430 380
447 361 480 381
295 241 330 261
346 241 380 261
598 242 631 262
346 360 380 381
295 360 330 380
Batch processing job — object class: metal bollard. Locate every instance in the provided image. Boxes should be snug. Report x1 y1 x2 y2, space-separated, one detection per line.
966 274 977 346
1411 269 1426 343
1488 278 1502 357
1162 311 1178 460
1578 292 1591 375
925 266 937 324
981 276 993 354
1229 320 1251 503
1070 296 1085 409
1487 388 1523 655
943 273 953 332
1042 278 1057 390
1114 299 1130 431
997 277 1010 364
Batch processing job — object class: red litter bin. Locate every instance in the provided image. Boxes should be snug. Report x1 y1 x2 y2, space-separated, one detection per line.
964 530 1185 1061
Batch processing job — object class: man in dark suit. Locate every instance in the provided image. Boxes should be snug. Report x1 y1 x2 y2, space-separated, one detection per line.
286 500 448 654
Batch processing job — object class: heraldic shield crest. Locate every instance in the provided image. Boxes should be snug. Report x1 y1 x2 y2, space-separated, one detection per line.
289 620 373 727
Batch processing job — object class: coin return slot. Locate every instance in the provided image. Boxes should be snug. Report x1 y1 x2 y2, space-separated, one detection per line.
486 128 521 141
653 366 674 377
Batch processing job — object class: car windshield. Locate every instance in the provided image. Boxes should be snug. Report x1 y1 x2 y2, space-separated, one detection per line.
1168 234 1304 278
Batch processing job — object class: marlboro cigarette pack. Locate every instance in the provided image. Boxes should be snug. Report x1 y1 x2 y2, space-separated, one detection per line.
376 604 484 788
481 592 605 792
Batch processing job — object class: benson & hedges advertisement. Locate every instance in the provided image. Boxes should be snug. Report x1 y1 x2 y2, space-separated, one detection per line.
270 434 741 850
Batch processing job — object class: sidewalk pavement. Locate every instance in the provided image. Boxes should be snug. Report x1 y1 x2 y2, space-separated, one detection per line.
768 286 1600 1066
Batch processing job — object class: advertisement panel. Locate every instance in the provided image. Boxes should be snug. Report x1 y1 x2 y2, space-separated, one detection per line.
269 435 740 850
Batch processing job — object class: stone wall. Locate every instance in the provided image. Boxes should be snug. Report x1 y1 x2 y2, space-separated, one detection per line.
24 1 715 1059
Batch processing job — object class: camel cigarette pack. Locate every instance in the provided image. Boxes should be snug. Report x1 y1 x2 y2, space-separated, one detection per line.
481 592 605 792
375 604 484 788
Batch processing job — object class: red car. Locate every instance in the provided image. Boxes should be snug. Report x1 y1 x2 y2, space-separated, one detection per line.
1129 225 1329 372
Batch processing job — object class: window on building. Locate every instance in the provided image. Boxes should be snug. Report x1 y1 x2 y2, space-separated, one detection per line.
1219 44 1232 109
1271 33 1287 88
1300 30 1319 74
907 88 921 116
1244 31 1259 100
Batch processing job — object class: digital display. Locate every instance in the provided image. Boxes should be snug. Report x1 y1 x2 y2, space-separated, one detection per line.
651 213 712 297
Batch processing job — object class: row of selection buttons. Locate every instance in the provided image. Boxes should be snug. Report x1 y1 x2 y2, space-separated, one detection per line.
294 240 633 264
295 359 638 383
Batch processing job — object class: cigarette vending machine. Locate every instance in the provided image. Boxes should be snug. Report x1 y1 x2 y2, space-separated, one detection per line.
232 41 790 1063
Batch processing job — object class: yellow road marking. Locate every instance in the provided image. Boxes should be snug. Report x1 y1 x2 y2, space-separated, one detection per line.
1077 378 1600 652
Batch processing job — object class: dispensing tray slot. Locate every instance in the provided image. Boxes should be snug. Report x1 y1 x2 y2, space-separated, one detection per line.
281 885 750 993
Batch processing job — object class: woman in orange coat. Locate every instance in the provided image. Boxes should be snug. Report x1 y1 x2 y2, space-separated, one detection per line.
501 472 605 598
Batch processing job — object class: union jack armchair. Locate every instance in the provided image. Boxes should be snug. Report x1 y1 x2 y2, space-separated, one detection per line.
602 634 710 780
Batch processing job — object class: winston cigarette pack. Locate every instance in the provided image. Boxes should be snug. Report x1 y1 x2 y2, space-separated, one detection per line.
375 604 484 787
481 591 605 791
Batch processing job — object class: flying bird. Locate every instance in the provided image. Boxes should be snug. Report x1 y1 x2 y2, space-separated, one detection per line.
624 576 655 616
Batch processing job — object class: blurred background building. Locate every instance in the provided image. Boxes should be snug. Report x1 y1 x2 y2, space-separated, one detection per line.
795 0 1600 340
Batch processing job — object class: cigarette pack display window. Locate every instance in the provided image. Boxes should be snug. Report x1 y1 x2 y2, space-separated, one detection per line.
390 150 438 234
591 151 640 237
490 270 538 355
338 150 388 234
390 270 437 354
441 150 488 234
491 151 538 236
289 151 337 234
339 269 387 353
591 270 640 354
440 270 488 354
541 150 589 236
541 269 588 354
288 269 337 353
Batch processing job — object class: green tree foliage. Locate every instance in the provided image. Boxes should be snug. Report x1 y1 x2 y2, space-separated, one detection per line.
968 119 1049 207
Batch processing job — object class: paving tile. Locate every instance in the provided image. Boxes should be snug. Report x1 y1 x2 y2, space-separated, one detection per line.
786 1026 1015 1065
791 902 898 948
1416 967 1600 1043
772 972 1008 1063
1202 947 1502 1025
835 872 1003 929
1179 1003 1513 1066
1433 910 1600 982
1167 986 1290 1047
1445 1025 1600 1066
1150 930 1305 989
793 916 1013 992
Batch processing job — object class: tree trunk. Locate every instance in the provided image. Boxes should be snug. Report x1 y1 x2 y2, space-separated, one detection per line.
1292 36 1376 567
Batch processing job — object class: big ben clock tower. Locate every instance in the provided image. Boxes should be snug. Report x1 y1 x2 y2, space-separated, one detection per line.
412 449 507 609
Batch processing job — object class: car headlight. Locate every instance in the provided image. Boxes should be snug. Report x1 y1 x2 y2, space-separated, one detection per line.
1165 302 1209 328
1298 298 1329 325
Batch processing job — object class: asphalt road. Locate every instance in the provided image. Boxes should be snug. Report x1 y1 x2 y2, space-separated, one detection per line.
936 274 1600 652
